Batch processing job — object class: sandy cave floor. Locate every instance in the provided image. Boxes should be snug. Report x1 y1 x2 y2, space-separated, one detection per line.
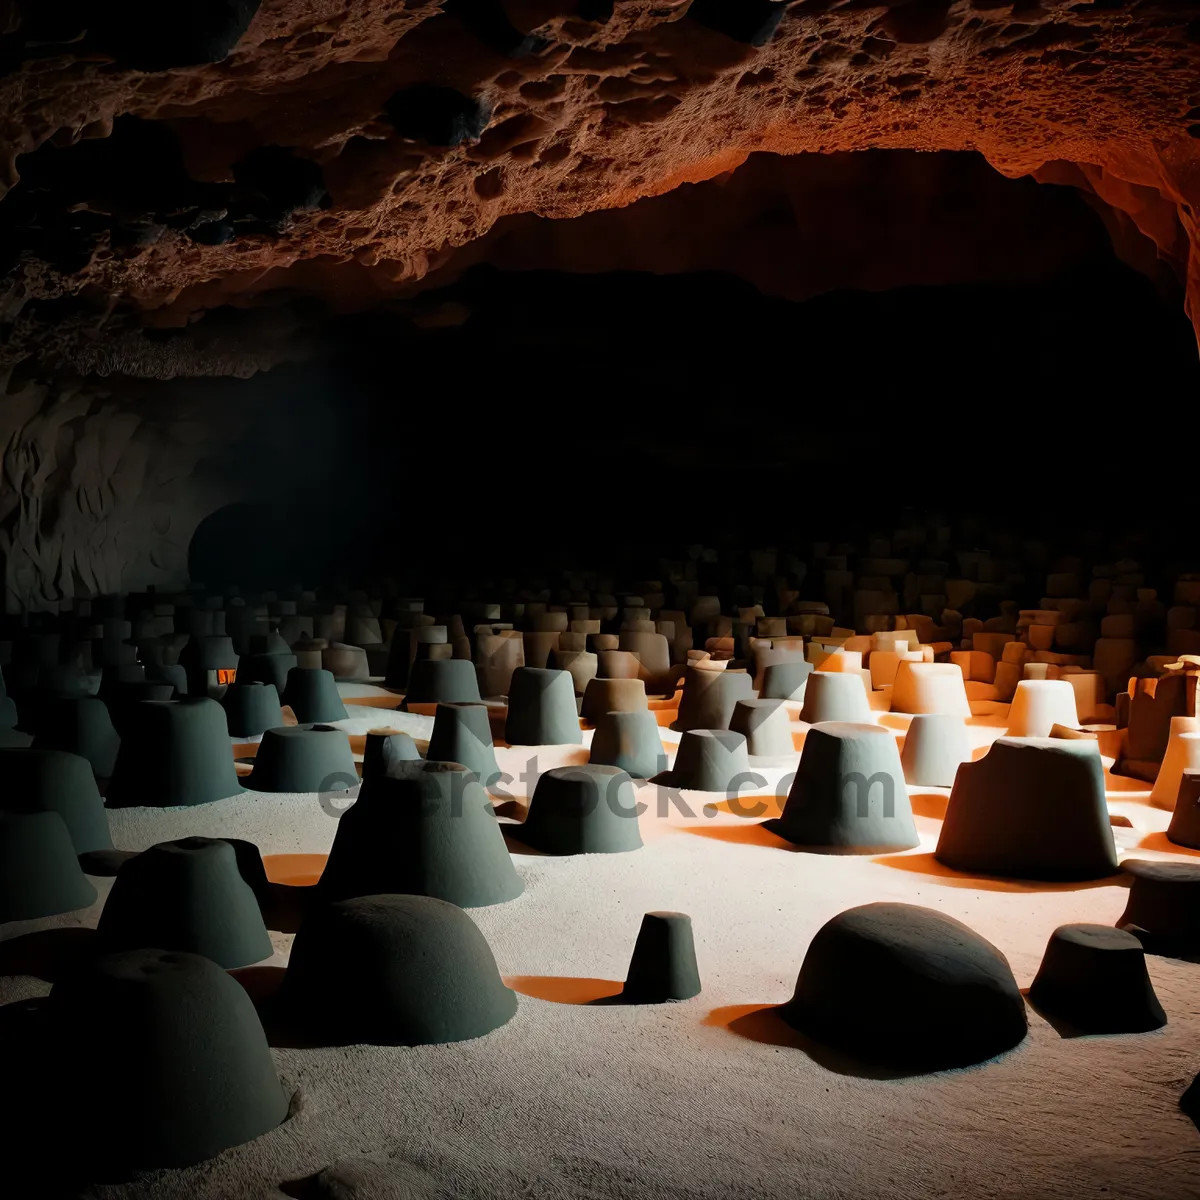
4 686 1200 1199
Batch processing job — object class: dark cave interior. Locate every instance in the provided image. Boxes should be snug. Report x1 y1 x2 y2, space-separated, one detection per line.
2 147 1199 610
187 174 1200 597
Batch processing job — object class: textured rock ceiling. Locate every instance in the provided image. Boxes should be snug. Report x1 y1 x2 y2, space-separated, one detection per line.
1 0 1198 362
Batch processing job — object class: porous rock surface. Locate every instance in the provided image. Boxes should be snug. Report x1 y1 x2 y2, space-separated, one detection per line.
0 0 1196 346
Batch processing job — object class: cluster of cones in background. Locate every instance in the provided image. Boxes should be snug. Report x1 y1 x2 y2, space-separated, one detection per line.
8 524 1200 1176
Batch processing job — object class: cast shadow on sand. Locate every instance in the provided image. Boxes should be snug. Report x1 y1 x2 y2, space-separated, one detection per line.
498 828 554 856
704 1004 934 1080
1136 831 1200 857
1019 989 1171 1041
873 851 1127 893
706 1003 1027 1080
0 926 99 983
907 791 950 820
504 975 625 1004
229 966 332 1050
681 821 794 849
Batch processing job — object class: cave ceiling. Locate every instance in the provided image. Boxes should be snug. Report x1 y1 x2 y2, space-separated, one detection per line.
0 0 1197 376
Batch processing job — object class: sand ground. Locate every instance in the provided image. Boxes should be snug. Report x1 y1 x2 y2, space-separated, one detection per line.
3 687 1200 1199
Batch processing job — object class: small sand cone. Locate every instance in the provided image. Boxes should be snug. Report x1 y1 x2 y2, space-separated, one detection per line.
48 948 288 1170
106 697 244 809
1028 924 1165 1033
799 672 870 724
767 722 916 853
900 714 971 788
517 764 643 855
504 667 582 746
0 747 112 853
281 667 347 723
0 810 97 921
361 729 421 778
280 895 517 1046
1118 859 1200 955
657 729 752 792
589 710 666 780
246 725 357 793
621 912 702 1003
98 836 273 969
760 659 812 701
31 696 120 777
730 699 793 756
426 702 501 787
221 681 283 738
402 658 482 709
581 677 647 722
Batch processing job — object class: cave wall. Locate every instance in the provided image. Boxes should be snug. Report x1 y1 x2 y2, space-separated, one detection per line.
0 362 362 612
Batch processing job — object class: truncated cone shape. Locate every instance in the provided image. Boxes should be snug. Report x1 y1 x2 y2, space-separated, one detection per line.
246 725 358 793
672 666 754 732
1150 721 1200 810
221 836 270 895
361 729 421 778
580 677 648 722
555 649 597 695
0 748 112 853
658 729 753 792
147 662 188 696
221 681 284 738
730 699 793 756
1118 859 1200 955
322 642 369 681
622 911 702 1003
900 713 972 788
48 948 288 1171
889 661 971 716
238 651 298 695
778 902 1028 1069
426 703 501 786
504 667 582 745
319 761 523 907
403 658 483 708
517 764 643 854
1028 924 1166 1033
1167 770 1200 849
1005 679 1080 738
32 696 120 777
281 895 516 1045
760 659 813 701
765 722 917 852
0 810 97 921
97 837 273 968
281 667 347 723
106 698 244 808
936 738 1117 881
589 709 667 779
800 671 871 723
106 682 175 735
